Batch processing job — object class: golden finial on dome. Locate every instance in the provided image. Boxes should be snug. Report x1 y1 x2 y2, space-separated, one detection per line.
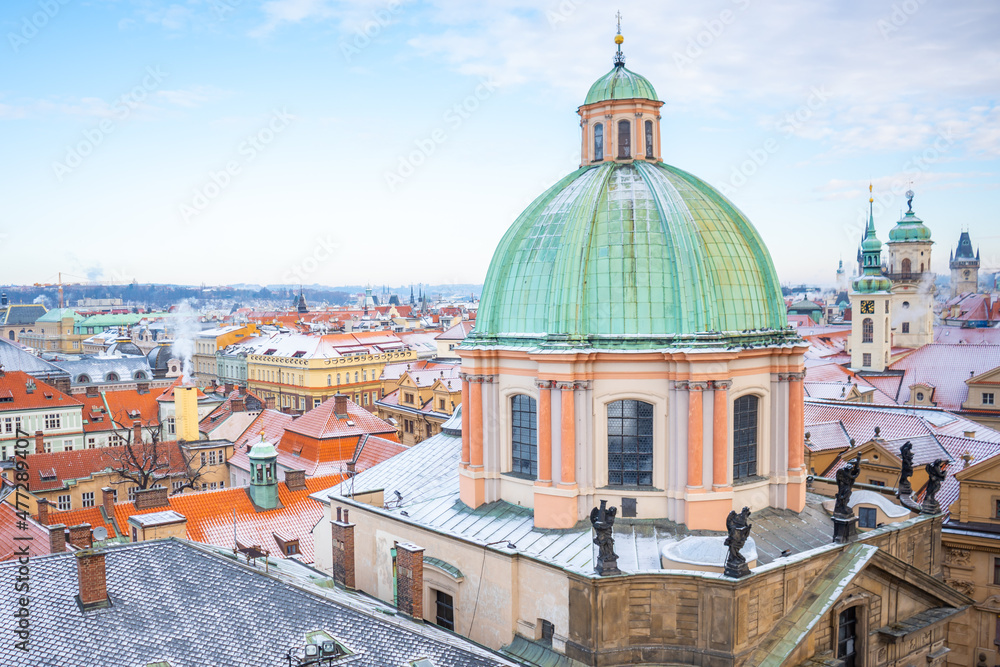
613 10 625 67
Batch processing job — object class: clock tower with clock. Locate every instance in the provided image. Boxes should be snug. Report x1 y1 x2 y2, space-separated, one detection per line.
849 187 893 372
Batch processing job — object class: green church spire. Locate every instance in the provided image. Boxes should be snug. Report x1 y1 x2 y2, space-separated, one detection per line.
853 184 892 294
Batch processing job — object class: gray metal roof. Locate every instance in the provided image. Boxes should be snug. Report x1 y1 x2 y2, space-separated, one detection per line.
52 355 153 384
0 539 516 667
315 430 837 575
0 338 67 380
1 303 46 325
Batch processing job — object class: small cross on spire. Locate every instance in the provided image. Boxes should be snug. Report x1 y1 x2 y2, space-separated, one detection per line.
616 10 623 33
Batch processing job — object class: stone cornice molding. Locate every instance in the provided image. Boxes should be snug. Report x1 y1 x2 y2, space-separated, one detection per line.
688 381 709 391
534 379 555 389
713 380 733 391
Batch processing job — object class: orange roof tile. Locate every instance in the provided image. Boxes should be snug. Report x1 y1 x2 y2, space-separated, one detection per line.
110 475 342 563
24 442 190 492
0 370 80 412
45 505 116 536
283 396 396 442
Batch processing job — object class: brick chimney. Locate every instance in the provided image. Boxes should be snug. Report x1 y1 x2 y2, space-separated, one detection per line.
48 523 66 553
36 498 49 525
134 487 170 510
101 487 115 519
132 420 142 445
136 382 150 394
224 382 234 395
86 384 99 398
265 396 276 410
76 550 110 610
332 507 355 589
395 541 424 619
232 397 246 413
68 523 93 549
34 431 45 454
284 469 306 491
334 393 348 419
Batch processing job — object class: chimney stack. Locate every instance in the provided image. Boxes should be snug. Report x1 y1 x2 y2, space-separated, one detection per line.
86 384 99 398
224 382 234 395
132 420 142 445
395 541 424 619
232 397 246 413
48 523 66 553
134 487 170 510
76 550 110 610
36 498 49 525
334 393 348 419
34 431 45 454
174 385 200 442
284 469 306 491
331 507 356 589
265 396 276 410
68 523 93 549
101 487 115 519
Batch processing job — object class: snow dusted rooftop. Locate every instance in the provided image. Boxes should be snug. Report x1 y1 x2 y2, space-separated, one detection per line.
312 419 837 575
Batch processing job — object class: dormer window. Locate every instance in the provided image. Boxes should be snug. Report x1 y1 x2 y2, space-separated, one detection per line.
593 122 604 161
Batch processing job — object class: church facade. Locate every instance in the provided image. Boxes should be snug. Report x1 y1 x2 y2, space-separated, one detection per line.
313 29 971 667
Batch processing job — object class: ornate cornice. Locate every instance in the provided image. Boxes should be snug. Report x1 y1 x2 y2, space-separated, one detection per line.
534 379 555 389
688 381 709 391
713 380 733 391
555 380 591 391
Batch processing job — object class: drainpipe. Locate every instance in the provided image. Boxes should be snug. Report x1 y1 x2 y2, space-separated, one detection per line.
391 545 398 608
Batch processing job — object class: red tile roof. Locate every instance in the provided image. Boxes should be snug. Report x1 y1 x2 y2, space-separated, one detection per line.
24 442 191 492
110 475 342 563
233 409 295 453
45 505 116 535
888 344 1000 409
0 370 80 413
0 502 51 560
198 386 266 430
283 396 396 441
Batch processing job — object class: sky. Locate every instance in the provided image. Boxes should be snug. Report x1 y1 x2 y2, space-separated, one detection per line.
2 0 998 291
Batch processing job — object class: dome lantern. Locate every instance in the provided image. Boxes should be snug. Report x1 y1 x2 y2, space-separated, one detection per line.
577 19 663 166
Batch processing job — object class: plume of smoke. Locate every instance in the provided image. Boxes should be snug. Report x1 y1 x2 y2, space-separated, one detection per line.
171 300 199 385
892 272 937 329
32 295 50 308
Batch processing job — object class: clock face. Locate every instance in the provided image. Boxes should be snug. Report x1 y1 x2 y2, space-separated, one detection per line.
860 300 875 314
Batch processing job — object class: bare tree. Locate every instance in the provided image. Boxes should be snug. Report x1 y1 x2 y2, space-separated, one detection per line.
104 414 209 496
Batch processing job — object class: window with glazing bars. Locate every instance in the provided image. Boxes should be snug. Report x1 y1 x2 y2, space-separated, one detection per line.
593 122 604 161
511 395 537 477
733 395 758 480
862 318 873 343
837 606 858 667
607 400 653 486
435 590 455 631
645 120 654 158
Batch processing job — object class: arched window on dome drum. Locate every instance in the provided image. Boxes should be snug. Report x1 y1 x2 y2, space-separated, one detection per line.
617 120 631 159
645 120 654 158
862 318 873 344
901 258 911 277
105 372 119 382
733 395 759 480
593 122 604 161
77 374 90 384
607 399 653 486
510 394 537 478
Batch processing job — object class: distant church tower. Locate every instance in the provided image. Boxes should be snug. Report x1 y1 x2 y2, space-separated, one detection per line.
836 259 847 291
850 187 893 372
885 189 934 349
949 231 980 297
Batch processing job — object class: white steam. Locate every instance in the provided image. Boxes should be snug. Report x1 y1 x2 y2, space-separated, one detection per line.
171 300 199 385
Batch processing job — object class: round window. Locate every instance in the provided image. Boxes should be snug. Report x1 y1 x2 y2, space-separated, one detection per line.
902 301 910 309
916 392 925 401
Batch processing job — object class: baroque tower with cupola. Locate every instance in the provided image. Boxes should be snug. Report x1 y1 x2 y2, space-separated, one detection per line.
849 188 893 372
950 231 980 297
457 27 807 532
885 190 934 348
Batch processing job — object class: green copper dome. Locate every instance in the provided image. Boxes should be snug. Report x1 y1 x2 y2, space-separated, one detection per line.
469 162 795 350
888 211 931 242
584 66 658 105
